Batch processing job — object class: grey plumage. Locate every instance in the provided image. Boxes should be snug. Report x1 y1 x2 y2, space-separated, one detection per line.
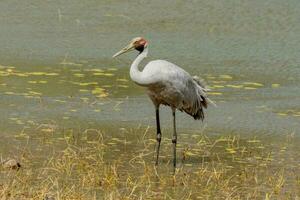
113 37 214 172
145 60 213 121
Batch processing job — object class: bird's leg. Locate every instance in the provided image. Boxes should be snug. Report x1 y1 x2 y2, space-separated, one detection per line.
155 107 162 165
172 109 177 173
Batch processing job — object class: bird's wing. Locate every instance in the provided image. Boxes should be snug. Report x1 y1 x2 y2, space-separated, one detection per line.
144 60 214 120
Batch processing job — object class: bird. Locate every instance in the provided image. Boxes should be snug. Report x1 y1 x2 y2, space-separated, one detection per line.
113 37 214 172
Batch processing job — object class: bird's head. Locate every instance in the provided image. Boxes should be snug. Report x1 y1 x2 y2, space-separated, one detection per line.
113 37 148 58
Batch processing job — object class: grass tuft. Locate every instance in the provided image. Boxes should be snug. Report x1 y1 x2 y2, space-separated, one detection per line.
1 126 300 199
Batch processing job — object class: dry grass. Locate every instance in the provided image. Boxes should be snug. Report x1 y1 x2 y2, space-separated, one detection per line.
0 125 299 199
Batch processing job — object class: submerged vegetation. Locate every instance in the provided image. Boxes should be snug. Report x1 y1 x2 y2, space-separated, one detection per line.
1 124 299 199
0 63 285 99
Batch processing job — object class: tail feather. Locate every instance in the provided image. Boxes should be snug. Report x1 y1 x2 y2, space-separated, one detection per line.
192 76 209 91
182 76 216 120
193 75 216 107
192 106 205 120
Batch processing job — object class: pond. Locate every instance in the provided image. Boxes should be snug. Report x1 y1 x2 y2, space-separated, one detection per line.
0 0 300 199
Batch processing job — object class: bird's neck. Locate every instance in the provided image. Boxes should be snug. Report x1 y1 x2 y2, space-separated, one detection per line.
130 46 150 86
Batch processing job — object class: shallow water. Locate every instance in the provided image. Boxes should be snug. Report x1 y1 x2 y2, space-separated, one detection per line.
0 0 300 198
0 0 299 135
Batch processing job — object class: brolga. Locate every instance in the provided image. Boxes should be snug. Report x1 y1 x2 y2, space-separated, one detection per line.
113 37 214 172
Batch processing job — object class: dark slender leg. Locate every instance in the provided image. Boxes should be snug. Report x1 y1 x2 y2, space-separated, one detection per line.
155 107 162 165
172 109 177 173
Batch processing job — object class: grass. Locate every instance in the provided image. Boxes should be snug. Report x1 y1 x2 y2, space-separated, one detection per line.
0 125 299 199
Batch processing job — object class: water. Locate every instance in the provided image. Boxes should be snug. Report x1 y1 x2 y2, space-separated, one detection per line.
0 0 300 198
0 0 299 135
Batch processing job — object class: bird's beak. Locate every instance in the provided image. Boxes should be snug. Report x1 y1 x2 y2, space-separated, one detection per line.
112 43 135 58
